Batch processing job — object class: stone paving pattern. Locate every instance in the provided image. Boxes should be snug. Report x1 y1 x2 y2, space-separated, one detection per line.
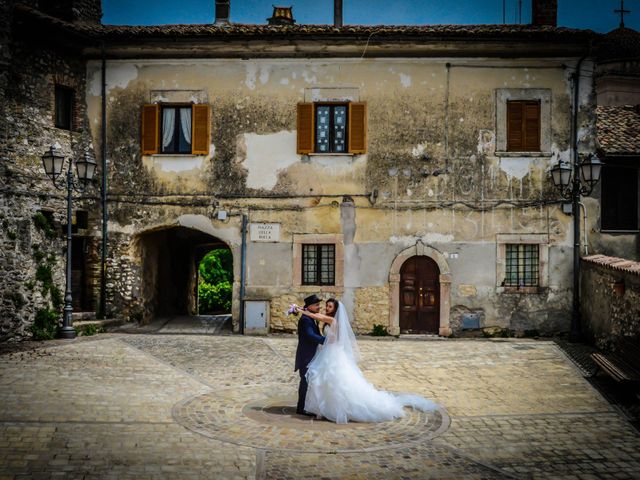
1 332 639 479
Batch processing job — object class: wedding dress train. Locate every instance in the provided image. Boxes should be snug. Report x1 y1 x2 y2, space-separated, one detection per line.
304 302 438 424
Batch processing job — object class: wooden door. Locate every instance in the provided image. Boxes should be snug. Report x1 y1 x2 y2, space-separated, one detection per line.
400 256 440 334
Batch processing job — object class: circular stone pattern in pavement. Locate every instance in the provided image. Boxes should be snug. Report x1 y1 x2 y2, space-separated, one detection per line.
173 385 450 453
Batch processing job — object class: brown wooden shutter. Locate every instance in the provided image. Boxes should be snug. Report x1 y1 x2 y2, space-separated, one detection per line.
141 104 159 155
506 101 523 152
297 103 314 154
348 102 367 154
523 101 541 151
191 104 211 155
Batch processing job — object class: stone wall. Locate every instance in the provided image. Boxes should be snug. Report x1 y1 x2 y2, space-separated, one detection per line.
0 4 100 340
580 255 640 350
353 286 390 334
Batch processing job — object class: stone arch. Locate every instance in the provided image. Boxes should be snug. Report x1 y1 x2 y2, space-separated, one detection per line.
388 240 452 336
133 215 240 326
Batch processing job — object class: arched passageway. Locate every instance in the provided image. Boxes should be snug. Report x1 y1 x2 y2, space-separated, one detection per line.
138 226 231 319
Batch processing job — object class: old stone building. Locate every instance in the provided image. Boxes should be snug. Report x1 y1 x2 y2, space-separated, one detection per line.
0 1 102 340
3 0 636 340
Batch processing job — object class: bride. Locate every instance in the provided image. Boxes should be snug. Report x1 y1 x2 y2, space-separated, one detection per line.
296 299 437 424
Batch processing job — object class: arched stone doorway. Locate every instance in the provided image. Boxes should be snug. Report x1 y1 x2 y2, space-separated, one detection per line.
136 225 232 321
389 241 452 336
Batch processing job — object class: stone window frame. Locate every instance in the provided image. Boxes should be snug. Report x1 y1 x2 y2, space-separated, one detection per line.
496 233 549 294
292 233 344 294
495 88 552 157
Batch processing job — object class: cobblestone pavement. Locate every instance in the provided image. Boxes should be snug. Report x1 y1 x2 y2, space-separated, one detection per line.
1 334 640 479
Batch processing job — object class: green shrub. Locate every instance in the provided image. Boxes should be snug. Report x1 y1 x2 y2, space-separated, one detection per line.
198 280 232 313
30 308 59 340
32 212 57 239
199 249 233 285
35 264 53 295
77 324 98 336
371 324 390 336
50 285 63 309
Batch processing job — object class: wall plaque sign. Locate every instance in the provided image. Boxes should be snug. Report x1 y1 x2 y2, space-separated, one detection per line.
250 223 280 242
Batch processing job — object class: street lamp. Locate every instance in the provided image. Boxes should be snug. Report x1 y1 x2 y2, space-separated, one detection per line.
41 145 97 339
550 152 603 341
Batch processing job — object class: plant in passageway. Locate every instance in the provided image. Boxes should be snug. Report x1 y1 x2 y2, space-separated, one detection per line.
198 248 232 314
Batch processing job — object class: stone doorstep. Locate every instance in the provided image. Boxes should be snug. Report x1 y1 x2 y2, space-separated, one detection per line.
73 318 127 329
71 311 97 321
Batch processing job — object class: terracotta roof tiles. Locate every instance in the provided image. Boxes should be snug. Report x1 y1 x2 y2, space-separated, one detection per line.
596 105 640 156
583 254 640 276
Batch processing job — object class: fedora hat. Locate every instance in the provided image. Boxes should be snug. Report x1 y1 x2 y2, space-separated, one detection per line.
303 294 321 307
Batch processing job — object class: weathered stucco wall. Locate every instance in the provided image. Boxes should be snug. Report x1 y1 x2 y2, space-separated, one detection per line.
82 56 597 335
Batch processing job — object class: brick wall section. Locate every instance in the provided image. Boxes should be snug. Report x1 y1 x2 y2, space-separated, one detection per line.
580 255 640 350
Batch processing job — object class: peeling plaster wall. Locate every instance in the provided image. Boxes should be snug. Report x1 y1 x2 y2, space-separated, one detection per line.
83 56 604 334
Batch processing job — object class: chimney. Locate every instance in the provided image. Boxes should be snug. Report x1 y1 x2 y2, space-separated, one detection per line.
267 6 295 26
214 0 230 25
532 0 557 27
334 0 343 28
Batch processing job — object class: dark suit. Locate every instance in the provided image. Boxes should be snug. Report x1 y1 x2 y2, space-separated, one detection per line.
294 313 325 413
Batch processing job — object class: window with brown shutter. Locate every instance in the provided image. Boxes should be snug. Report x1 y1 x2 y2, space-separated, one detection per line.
348 102 367 154
296 101 367 154
141 104 159 155
297 103 314 154
191 104 211 155
141 103 211 155
507 100 540 152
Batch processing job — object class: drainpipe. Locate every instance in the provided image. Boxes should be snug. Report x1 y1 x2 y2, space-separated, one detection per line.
239 213 248 334
99 42 108 319
569 47 590 342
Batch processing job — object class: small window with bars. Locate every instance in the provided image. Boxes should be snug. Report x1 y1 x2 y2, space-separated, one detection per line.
504 244 539 287
302 244 335 285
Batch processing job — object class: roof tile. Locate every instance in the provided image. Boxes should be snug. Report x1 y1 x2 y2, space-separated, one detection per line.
596 105 640 156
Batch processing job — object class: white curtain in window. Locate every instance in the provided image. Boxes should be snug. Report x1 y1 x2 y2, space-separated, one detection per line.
180 108 192 146
162 108 175 150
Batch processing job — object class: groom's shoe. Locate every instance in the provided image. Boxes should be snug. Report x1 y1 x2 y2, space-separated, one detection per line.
296 409 315 417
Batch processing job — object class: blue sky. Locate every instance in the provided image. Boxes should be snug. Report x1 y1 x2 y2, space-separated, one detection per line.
102 0 639 32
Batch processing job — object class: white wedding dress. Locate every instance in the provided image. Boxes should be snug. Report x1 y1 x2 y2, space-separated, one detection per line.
304 302 438 424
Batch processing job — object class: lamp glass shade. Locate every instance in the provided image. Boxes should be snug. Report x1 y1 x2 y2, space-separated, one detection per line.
41 146 65 180
580 155 603 186
75 153 97 182
551 161 572 189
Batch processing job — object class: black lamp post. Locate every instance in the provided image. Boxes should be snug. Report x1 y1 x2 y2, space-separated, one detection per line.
550 153 603 341
41 145 97 339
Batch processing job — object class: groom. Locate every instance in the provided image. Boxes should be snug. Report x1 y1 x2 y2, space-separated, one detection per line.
294 294 325 415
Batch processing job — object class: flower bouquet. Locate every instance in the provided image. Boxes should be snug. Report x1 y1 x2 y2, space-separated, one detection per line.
286 303 301 316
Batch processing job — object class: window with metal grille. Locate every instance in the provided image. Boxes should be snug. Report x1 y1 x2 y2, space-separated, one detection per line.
302 244 335 285
315 104 348 153
505 244 539 287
